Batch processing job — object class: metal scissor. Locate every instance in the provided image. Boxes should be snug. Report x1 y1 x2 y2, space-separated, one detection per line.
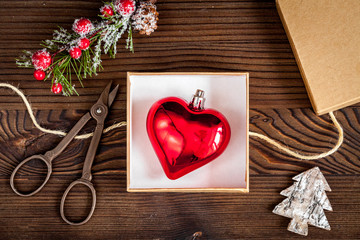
10 81 119 225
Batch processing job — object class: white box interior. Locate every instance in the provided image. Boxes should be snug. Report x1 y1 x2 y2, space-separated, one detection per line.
128 73 248 190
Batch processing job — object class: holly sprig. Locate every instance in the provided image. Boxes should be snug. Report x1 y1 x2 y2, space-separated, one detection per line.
15 1 139 96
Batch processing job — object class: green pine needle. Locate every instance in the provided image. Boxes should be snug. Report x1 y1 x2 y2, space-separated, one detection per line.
15 1 143 96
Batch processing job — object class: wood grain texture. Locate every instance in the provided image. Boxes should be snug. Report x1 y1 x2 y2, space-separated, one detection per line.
0 0 359 239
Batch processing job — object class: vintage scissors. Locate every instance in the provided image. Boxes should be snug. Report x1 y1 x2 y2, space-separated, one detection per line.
10 81 118 225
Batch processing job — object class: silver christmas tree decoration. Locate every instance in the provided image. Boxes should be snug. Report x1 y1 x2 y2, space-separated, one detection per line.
273 167 333 236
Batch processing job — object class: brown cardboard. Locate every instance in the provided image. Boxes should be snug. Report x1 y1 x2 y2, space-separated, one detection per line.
126 72 249 192
276 0 360 115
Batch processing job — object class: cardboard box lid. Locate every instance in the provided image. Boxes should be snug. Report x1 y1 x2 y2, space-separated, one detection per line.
276 0 360 115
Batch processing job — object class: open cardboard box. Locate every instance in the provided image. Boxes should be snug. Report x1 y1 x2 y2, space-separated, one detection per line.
127 72 249 192
276 0 360 115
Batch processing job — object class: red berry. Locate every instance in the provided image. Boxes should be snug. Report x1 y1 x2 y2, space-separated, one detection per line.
33 70 45 81
72 18 93 35
69 47 82 59
51 83 63 94
115 0 136 16
78 38 90 50
100 5 114 17
31 50 51 70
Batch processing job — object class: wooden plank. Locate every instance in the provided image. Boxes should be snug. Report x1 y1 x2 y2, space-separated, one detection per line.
0 0 312 110
0 108 358 239
0 175 359 239
0 108 358 177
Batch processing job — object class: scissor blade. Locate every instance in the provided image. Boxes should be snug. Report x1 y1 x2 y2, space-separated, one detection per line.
96 81 113 106
108 84 119 108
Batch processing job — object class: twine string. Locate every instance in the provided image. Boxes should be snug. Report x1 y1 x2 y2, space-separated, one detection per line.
0 83 343 159
249 111 343 160
0 83 126 140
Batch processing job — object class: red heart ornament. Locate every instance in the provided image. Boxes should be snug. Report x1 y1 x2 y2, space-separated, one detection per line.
146 90 231 180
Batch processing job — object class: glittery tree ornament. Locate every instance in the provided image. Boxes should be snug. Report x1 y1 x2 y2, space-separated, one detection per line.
31 50 51 70
72 18 93 35
131 0 159 35
273 167 332 236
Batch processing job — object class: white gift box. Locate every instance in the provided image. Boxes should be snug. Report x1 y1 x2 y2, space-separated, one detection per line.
127 72 249 192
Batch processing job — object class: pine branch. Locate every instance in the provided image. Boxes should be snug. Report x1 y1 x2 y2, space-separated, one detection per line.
15 0 157 96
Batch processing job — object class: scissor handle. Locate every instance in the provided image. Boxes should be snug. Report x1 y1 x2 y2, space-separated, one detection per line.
60 178 96 226
10 154 52 197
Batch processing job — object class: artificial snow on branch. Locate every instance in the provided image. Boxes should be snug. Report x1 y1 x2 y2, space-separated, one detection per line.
16 0 159 96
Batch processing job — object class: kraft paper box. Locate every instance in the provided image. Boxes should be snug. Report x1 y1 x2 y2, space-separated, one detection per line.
127 72 249 192
276 0 360 115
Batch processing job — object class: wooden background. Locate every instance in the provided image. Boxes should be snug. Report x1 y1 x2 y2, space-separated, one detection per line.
0 0 359 239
